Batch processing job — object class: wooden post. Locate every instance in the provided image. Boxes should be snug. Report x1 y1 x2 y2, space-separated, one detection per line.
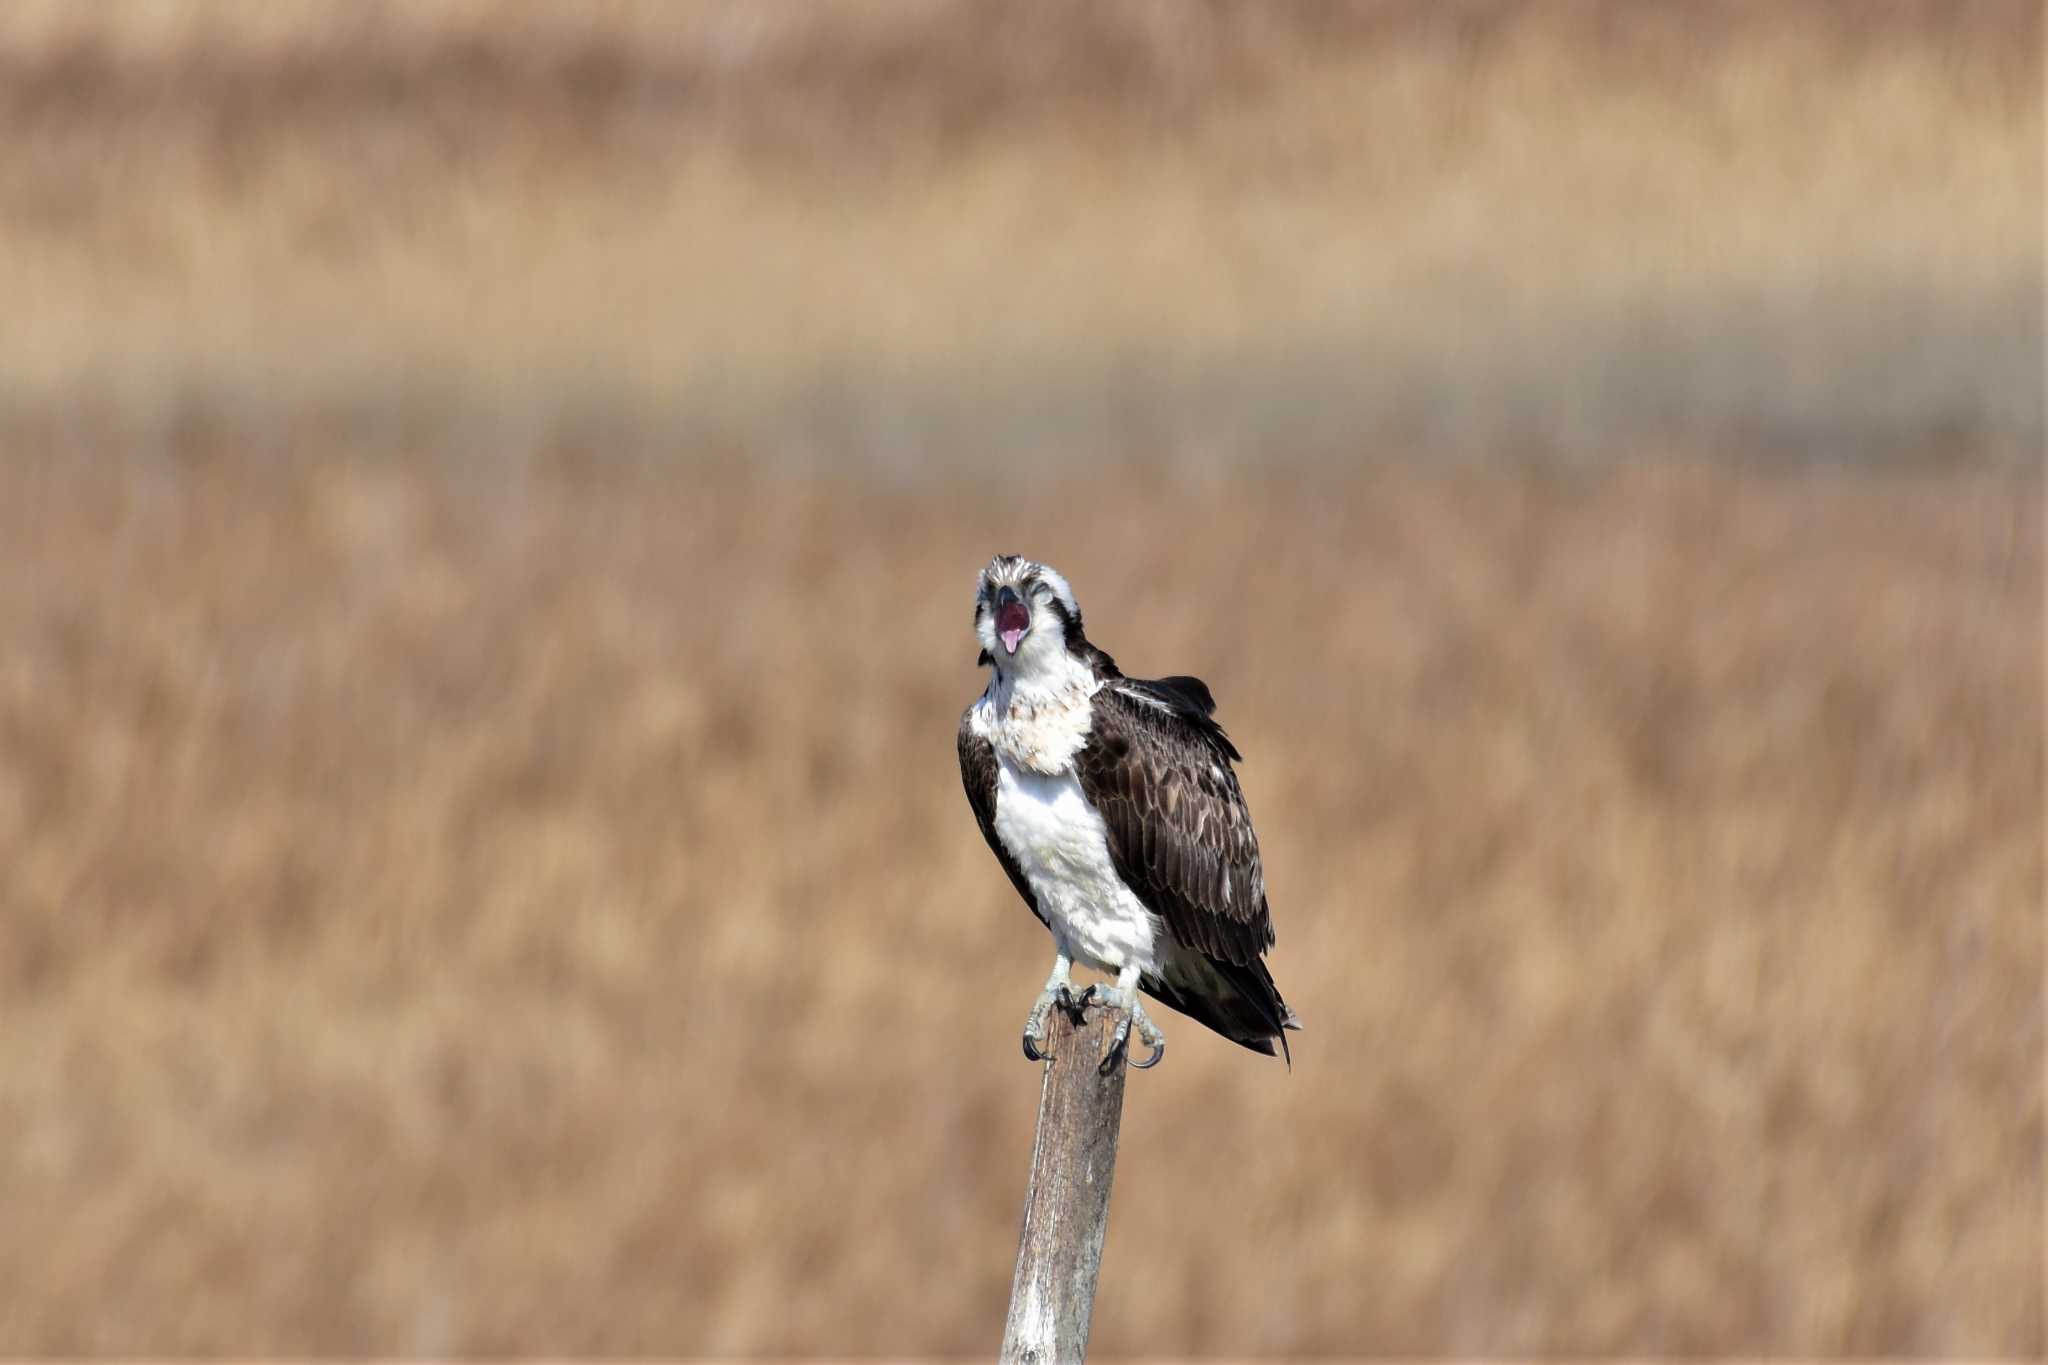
1000 999 1131 1364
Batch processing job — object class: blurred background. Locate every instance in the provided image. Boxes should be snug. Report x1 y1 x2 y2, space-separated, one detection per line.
0 0 2040 1357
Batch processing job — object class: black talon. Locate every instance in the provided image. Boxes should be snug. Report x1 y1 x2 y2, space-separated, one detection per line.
1022 1033 1051 1063
1130 1037 1165 1069
1098 1009 1137 1074
1054 984 1093 1025
1098 1031 1128 1075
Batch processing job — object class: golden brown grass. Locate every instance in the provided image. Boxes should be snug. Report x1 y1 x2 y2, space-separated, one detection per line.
0 0 2037 460
0 448 2037 1354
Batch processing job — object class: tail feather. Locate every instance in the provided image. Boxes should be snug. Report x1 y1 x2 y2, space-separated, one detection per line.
1143 952 1298 1067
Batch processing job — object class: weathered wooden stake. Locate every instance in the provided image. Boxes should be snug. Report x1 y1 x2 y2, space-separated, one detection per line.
1000 1000 1131 1364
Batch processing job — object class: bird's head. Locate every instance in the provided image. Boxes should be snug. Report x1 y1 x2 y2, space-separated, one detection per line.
974 554 1086 680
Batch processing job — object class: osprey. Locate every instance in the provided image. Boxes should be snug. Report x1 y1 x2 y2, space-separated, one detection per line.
957 554 1300 1071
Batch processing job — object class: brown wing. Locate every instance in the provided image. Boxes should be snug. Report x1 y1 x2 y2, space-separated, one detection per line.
958 709 1045 925
1073 682 1274 966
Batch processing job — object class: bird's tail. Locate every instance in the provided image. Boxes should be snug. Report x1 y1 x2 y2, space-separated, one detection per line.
1144 953 1300 1066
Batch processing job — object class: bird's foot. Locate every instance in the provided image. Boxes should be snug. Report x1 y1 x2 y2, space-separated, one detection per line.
1021 983 1095 1061
1090 984 1166 1074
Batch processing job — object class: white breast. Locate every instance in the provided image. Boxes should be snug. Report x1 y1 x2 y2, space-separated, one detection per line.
992 756 1161 977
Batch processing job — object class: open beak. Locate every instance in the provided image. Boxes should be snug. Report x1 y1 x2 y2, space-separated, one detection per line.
995 587 1030 655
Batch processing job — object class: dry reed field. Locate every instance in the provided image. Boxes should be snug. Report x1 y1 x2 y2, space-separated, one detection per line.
0 1 2041 1358
0 0 2037 460
1 453 2038 1355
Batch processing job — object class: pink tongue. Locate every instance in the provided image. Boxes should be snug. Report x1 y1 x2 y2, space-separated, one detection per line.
997 601 1029 653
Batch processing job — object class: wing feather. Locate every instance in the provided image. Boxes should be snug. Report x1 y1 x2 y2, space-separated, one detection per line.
1074 683 1275 966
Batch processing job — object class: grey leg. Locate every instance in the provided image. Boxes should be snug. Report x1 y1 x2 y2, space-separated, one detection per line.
1021 952 1077 1061
1094 964 1166 1073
